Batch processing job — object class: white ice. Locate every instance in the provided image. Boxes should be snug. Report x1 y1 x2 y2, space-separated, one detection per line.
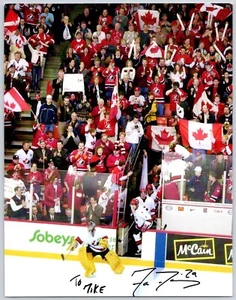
4 255 232 297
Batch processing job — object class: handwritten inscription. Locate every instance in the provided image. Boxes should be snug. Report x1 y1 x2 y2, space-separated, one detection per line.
131 268 200 296
69 274 106 294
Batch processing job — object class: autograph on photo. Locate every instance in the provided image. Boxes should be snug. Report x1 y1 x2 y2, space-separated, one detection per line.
69 274 106 294
131 268 200 296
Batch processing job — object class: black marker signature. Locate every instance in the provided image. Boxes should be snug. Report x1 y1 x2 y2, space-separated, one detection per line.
131 268 200 296
69 274 106 294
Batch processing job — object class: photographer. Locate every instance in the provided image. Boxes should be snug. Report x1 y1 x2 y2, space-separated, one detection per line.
125 114 144 154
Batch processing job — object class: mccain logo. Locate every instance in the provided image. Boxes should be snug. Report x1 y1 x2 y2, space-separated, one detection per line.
224 244 233 265
174 238 216 261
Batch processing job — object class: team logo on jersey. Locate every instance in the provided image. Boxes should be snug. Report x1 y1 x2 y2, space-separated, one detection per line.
174 238 215 261
224 244 233 265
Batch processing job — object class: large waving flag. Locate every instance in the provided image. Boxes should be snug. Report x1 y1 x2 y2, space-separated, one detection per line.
179 119 223 151
146 125 176 151
134 9 160 33
193 83 214 117
140 41 164 58
196 4 232 22
4 88 31 112
4 8 20 33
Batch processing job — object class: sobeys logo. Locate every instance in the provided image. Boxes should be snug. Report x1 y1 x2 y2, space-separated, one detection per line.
29 230 75 247
174 238 215 261
224 244 233 265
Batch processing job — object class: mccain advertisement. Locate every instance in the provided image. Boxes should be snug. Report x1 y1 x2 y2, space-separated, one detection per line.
166 234 232 265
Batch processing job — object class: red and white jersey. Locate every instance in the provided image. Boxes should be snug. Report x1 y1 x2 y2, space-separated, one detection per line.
14 148 34 169
89 65 104 84
102 67 120 88
28 32 54 54
201 69 220 89
131 205 152 229
23 6 40 26
128 94 145 107
98 14 113 34
9 34 27 49
45 138 58 150
135 196 156 218
106 154 126 173
69 150 89 171
70 38 86 55
90 154 107 173
85 132 96 151
97 118 116 137
110 29 123 46
8 58 29 77
76 228 108 252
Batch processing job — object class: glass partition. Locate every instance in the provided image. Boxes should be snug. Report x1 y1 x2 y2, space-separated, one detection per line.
4 166 128 227
161 151 233 204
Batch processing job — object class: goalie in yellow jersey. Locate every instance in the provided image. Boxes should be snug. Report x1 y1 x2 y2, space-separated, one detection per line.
67 221 125 277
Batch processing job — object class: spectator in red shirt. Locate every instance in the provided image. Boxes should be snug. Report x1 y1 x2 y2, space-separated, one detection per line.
106 146 126 173
94 133 114 156
26 163 43 197
90 146 107 173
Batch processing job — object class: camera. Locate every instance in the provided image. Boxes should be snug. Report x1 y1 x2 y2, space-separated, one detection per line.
134 125 139 129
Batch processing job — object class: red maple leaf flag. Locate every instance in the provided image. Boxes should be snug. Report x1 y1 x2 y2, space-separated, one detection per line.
193 82 214 117
4 87 31 112
4 8 20 33
146 125 176 151
179 119 223 150
140 41 164 58
196 3 232 22
135 9 160 33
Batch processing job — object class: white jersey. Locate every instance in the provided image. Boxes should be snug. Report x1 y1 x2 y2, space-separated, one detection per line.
77 228 108 253
14 148 34 169
135 195 156 217
85 132 96 150
131 205 152 229
98 192 113 213
8 58 29 77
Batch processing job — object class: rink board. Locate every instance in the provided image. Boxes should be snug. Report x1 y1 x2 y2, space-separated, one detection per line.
4 220 232 273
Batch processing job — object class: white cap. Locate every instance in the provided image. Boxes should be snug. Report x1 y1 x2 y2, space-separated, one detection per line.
46 94 52 99
194 166 202 172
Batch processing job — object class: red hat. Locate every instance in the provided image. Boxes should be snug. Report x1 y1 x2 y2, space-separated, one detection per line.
134 87 140 92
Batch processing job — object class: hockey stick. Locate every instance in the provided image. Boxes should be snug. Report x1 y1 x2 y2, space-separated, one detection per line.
156 222 167 230
61 250 72 261
118 221 135 243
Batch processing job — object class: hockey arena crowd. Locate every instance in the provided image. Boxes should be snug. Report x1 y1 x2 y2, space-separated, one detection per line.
4 3 233 229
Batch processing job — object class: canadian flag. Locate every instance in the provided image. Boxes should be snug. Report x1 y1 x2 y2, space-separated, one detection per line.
196 4 232 22
4 87 31 112
4 8 20 33
134 9 160 33
146 125 176 151
140 41 164 58
193 83 214 117
179 119 223 150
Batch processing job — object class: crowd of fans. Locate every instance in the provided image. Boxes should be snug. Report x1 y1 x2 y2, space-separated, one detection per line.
4 3 233 226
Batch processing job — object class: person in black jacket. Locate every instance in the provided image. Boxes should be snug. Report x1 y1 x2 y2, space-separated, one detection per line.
32 139 52 169
7 186 27 219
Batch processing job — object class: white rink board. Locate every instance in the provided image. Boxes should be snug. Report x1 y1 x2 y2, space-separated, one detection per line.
162 200 232 236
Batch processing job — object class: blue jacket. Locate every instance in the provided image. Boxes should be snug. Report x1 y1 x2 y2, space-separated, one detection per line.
39 103 58 125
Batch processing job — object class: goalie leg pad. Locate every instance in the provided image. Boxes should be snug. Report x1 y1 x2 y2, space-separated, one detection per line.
105 249 125 274
78 246 96 277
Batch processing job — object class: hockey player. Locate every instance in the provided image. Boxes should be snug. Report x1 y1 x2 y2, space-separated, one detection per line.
135 188 156 220
130 198 153 256
67 221 124 277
